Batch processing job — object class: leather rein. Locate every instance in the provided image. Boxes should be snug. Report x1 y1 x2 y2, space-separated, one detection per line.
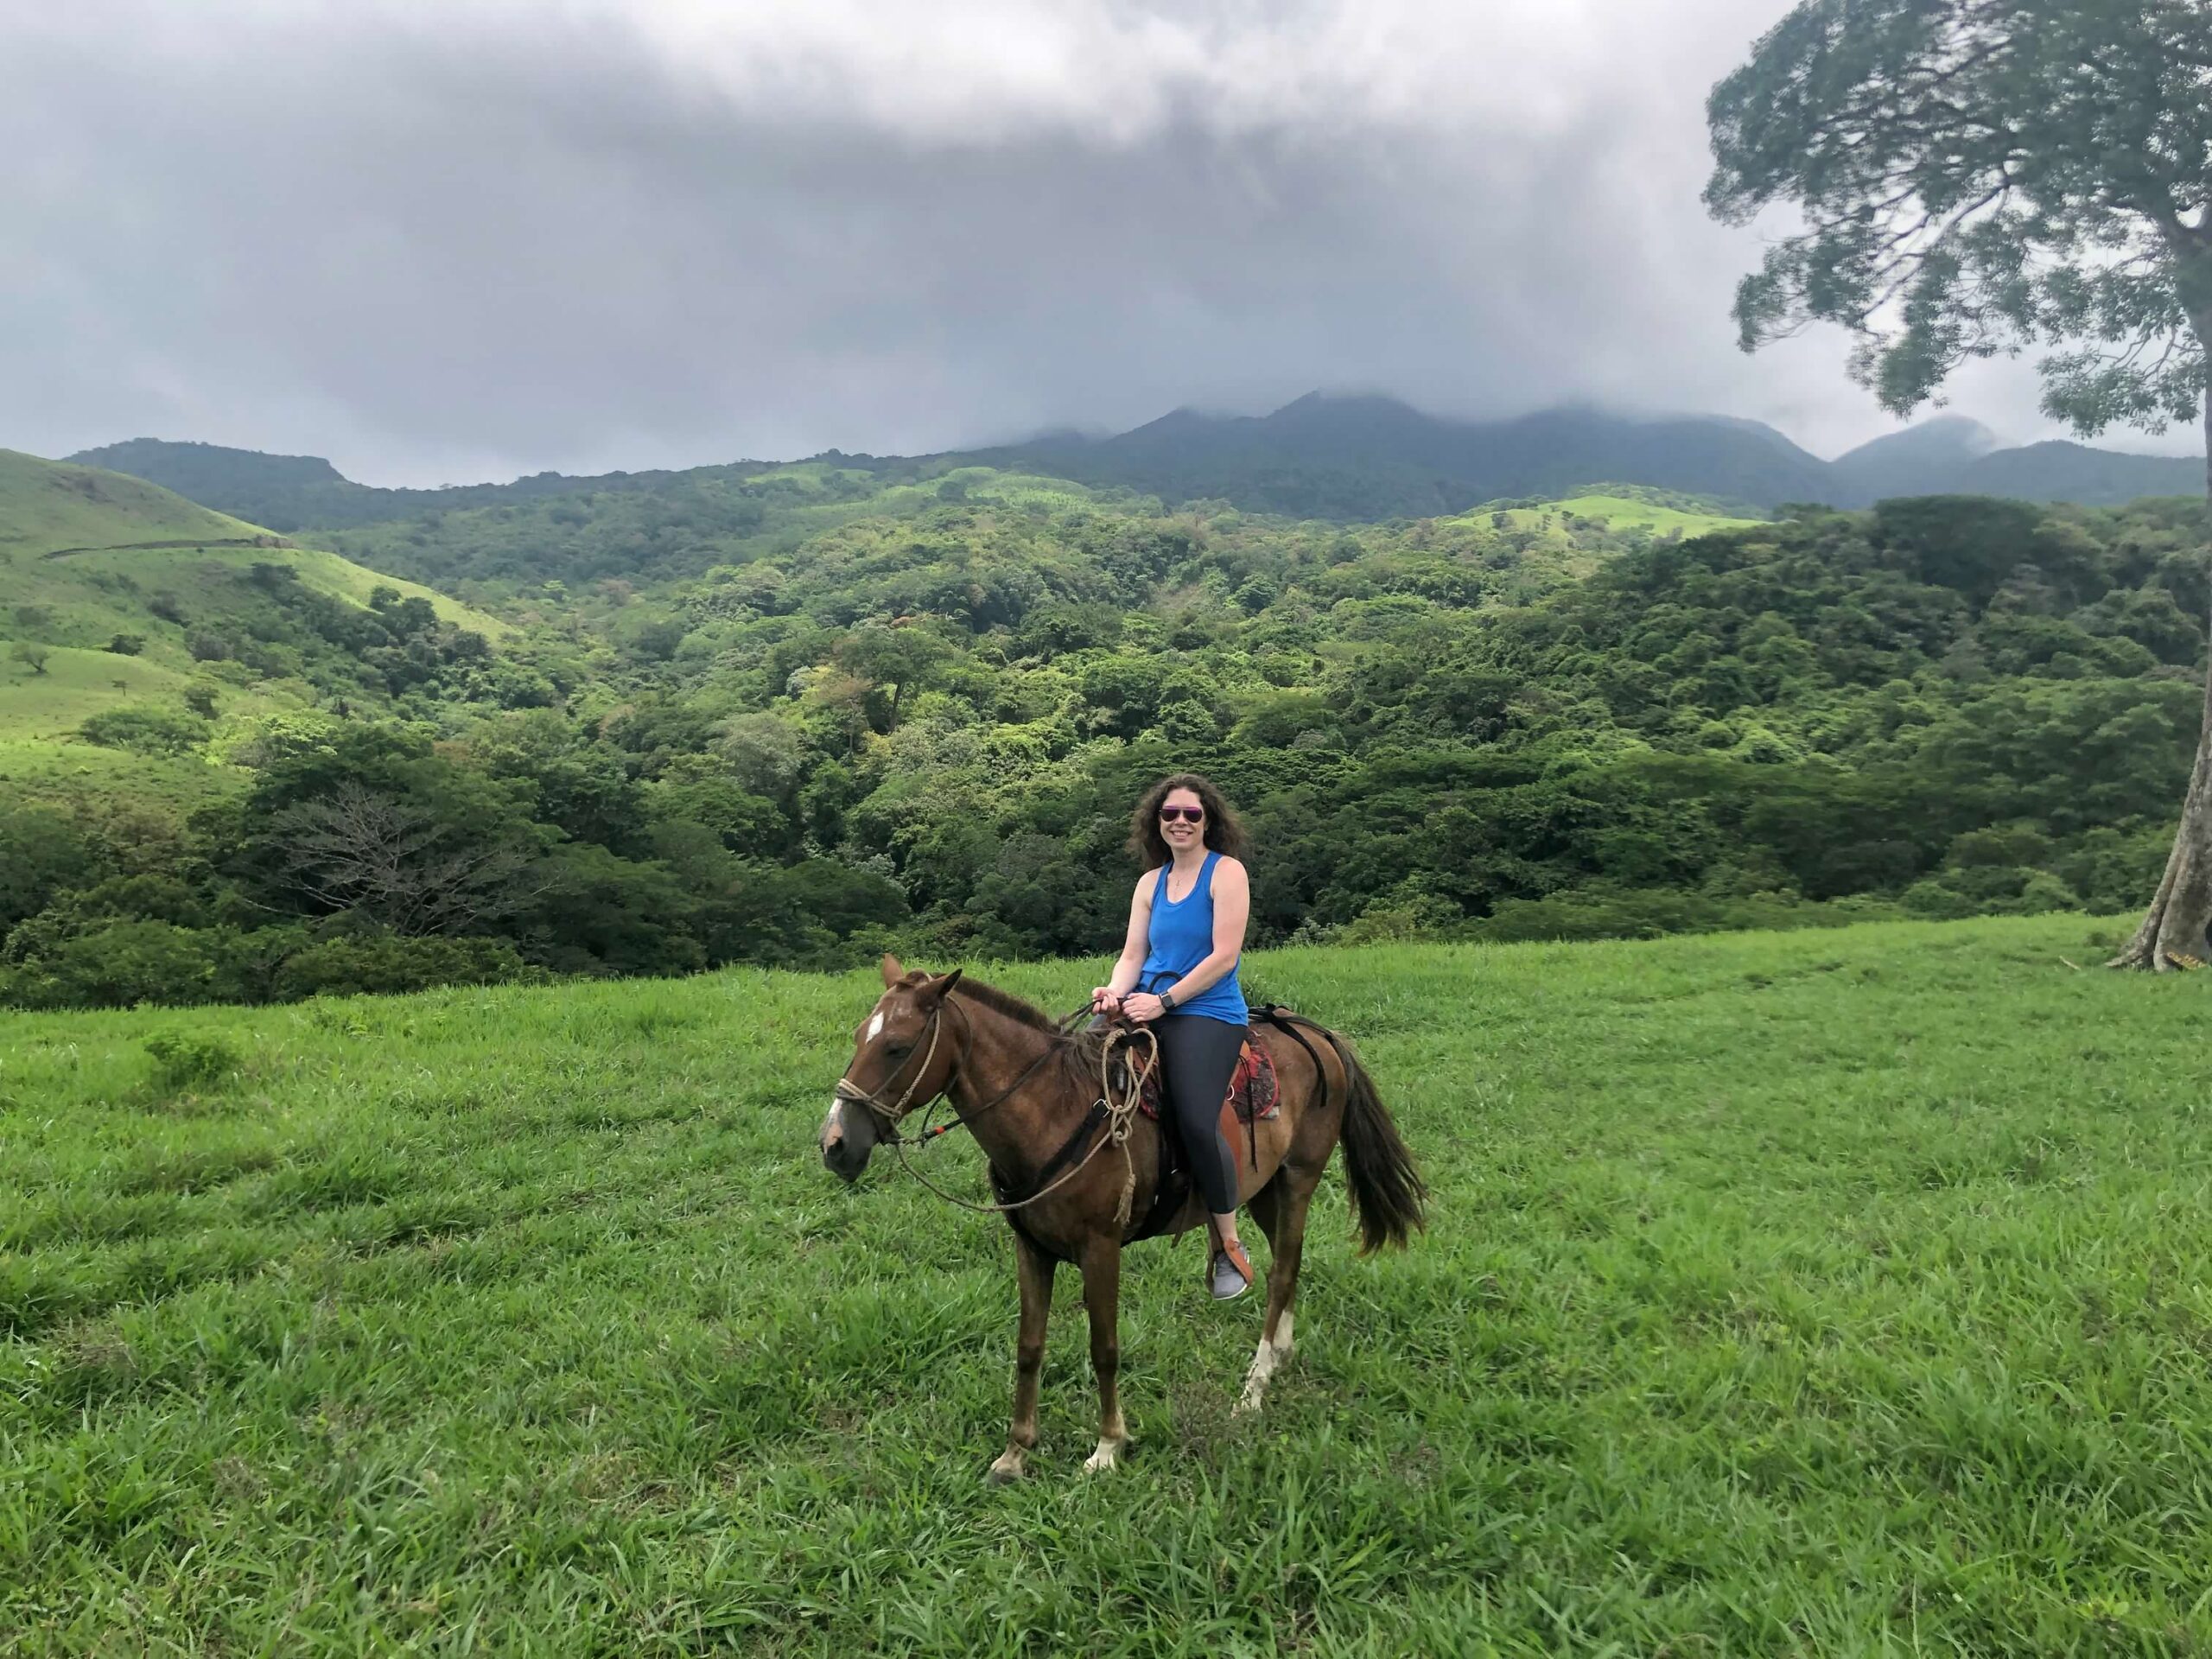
831 995 1156 1217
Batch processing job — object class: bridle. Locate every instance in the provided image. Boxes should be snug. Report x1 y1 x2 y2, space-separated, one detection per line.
830 991 1157 1219
831 997 959 1135
832 994 1063 1145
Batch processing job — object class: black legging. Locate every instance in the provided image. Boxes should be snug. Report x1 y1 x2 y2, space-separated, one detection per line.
1154 1014 1249 1216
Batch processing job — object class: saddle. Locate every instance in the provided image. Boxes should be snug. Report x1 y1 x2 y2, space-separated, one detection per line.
1134 1038 1280 1126
1001 1012 1320 1258
1109 1033 1281 1245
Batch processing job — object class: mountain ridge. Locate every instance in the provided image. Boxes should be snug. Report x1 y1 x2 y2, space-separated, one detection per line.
64 393 2207 529
63 439 735 534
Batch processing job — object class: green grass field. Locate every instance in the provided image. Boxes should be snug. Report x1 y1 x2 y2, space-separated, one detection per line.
6 915 2212 1654
1428 493 1765 588
0 647 193 741
1543 493 1765 538
0 735 245 822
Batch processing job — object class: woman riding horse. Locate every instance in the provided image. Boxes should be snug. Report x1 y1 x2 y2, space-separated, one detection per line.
818 778 1428 1478
1090 771 1257 1300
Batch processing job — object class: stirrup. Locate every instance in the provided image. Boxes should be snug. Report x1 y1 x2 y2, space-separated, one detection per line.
1210 1239 1254 1300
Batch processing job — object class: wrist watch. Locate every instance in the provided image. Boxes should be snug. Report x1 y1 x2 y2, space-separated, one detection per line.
1160 988 1178 1011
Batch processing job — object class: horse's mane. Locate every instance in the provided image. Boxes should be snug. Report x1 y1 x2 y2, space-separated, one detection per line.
950 977 1060 1032
949 978 1109 1072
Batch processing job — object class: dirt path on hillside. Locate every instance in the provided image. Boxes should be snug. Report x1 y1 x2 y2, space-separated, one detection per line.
40 537 297 559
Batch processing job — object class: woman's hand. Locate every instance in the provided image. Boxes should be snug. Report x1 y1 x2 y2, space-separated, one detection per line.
1090 986 1124 1014
1121 992 1166 1024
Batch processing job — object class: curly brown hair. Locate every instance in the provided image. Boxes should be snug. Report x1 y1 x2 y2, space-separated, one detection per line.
1128 772 1249 867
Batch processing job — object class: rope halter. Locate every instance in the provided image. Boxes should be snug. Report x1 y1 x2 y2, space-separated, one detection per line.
832 997 956 1134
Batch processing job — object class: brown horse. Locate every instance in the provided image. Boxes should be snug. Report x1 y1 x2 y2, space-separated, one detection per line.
818 956 1427 1481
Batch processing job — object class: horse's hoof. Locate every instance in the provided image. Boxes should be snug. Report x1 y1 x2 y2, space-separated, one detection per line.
986 1452 1026 1484
1236 1317 1294 1418
1081 1438 1127 1474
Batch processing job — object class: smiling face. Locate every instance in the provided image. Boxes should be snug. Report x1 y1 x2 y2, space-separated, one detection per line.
1159 785 1206 856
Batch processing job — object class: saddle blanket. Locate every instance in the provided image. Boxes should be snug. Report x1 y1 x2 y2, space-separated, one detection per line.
1135 1037 1280 1124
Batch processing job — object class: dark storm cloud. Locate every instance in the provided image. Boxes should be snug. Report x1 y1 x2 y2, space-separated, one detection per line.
0 1 2177 486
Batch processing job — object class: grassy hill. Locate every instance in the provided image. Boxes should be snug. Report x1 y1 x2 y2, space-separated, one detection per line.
310 464 1733 604
1541 491 1763 537
0 448 264 552
7 482 2203 1012
0 646 196 743
0 450 503 755
1438 491 1767 583
0 450 499 645
66 436 645 534
6 914 2211 1652
57 439 1123 593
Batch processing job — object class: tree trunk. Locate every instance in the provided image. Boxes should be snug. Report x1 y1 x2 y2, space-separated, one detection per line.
2110 372 2212 969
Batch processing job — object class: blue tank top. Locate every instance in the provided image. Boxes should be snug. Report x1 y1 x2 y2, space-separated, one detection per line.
1138 850 1246 1025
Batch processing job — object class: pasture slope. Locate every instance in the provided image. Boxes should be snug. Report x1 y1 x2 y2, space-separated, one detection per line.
0 448 503 751
1449 493 1764 584
4 915 2211 1654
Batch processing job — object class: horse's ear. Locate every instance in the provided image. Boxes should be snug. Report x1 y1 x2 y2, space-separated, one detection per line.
921 968 963 1005
880 953 905 988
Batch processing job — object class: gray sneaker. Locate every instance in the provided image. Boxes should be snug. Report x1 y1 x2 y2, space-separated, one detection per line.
1210 1248 1251 1300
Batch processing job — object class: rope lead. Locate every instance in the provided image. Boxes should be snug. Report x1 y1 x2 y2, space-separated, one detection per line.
891 1015 1157 1220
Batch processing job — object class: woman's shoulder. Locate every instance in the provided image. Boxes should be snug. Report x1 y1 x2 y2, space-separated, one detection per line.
1208 853 1249 883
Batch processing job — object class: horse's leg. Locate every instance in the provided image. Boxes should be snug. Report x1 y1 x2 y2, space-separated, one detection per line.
1078 1237 1128 1472
1236 1164 1317 1416
988 1231 1056 1484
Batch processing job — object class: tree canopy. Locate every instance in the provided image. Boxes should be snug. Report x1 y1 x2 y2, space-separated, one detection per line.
1706 0 2212 435
1707 0 2212 970
5 485 2207 1007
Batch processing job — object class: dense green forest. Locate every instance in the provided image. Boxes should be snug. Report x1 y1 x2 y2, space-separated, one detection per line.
3 451 2205 1008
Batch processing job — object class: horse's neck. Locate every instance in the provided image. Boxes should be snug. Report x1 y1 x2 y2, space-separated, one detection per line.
948 999 1075 1176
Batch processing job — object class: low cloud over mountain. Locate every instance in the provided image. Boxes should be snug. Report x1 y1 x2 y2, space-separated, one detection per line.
9 1 2202 486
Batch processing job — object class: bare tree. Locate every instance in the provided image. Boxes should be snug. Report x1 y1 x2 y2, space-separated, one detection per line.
270 781 549 935
11 642 50 676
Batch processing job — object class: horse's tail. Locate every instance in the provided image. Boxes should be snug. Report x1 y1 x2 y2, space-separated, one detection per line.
1325 1027 1427 1253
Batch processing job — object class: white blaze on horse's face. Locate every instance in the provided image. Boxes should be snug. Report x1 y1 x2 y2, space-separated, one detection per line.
823 995 896 1173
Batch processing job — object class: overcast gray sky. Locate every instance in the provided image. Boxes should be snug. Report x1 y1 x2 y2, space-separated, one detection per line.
1 0 2198 487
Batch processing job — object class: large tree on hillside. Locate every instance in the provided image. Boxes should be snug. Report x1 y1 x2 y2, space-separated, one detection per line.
1704 0 2212 968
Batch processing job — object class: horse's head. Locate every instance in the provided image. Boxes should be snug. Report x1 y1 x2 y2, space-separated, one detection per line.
819 954 963 1183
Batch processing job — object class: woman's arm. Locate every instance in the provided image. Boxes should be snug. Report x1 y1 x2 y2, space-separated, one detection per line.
1091 875 1155 1010
1126 859 1249 1019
